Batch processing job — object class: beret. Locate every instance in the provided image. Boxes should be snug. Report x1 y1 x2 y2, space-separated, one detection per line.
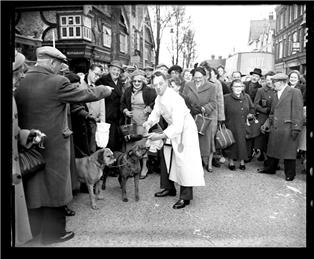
109 60 124 71
271 73 288 81
13 49 25 71
168 65 182 74
130 70 146 81
36 46 67 63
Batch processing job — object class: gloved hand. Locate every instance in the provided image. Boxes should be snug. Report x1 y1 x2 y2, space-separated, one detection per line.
291 130 300 141
86 114 99 123
26 129 37 144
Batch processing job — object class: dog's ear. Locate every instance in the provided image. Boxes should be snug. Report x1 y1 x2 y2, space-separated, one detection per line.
97 149 105 164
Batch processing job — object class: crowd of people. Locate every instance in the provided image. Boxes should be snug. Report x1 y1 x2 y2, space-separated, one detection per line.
12 46 306 246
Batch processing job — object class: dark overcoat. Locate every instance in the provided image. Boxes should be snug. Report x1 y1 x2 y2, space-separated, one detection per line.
183 81 217 157
267 86 303 159
15 66 110 209
253 86 276 151
224 93 255 160
244 81 262 102
95 74 124 151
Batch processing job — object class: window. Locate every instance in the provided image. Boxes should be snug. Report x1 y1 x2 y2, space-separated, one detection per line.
279 40 283 59
280 13 284 30
82 16 92 41
289 6 293 23
294 5 298 20
60 15 82 39
285 8 289 27
304 27 308 48
120 33 128 53
103 25 111 48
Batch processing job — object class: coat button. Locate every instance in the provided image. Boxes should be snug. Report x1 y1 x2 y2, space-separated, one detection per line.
14 113 18 119
14 155 19 161
14 135 18 140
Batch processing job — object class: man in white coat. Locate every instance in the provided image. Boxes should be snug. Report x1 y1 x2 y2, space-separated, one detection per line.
143 71 205 209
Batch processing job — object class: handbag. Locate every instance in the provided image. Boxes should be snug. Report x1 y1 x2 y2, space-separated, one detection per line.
215 124 235 149
120 117 137 137
245 115 262 139
19 146 46 178
194 111 211 135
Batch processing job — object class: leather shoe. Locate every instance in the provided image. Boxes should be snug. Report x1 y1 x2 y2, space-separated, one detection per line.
173 199 190 209
257 168 275 174
239 164 246 170
139 175 147 180
285 176 294 181
42 231 75 245
154 189 176 197
64 206 75 216
228 164 236 171
212 158 221 168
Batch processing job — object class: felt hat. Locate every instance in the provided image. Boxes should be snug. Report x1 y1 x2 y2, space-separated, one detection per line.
109 60 124 71
36 46 67 63
249 68 262 77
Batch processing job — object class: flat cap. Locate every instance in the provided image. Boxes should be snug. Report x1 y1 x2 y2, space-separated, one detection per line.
168 65 183 74
109 60 124 71
13 49 25 71
36 46 67 63
144 65 154 71
271 73 288 81
130 70 146 82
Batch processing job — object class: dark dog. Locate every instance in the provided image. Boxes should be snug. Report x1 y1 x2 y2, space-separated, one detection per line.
75 148 115 209
102 144 148 202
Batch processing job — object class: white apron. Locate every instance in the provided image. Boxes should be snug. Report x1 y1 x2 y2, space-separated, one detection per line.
147 87 205 186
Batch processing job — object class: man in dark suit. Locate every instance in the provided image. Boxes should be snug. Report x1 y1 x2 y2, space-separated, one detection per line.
257 73 303 181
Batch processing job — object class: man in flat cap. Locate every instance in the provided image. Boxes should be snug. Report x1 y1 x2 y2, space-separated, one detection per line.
15 46 113 245
155 63 169 75
257 73 303 181
96 60 125 152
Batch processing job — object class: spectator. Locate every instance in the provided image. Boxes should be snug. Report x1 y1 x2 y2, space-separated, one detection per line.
155 63 169 75
257 73 303 181
244 68 263 161
224 79 255 171
15 46 112 245
143 71 205 209
144 65 154 85
12 49 33 246
217 65 229 83
81 64 109 153
182 67 217 172
95 60 125 152
120 70 157 179
199 61 225 168
253 71 276 162
288 70 306 105
182 68 193 83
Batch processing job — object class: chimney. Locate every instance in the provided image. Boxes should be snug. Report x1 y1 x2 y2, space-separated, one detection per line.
211 54 215 60
269 12 274 20
218 56 222 60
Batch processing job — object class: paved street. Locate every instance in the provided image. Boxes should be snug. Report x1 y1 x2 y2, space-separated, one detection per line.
24 159 306 247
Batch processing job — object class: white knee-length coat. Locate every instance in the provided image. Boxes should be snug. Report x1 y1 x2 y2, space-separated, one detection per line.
146 87 205 187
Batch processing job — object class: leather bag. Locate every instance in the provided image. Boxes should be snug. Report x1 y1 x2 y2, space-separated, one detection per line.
215 124 235 149
19 146 46 178
194 111 211 135
245 115 262 139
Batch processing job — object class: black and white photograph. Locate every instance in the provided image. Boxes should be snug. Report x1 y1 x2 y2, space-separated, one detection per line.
2 1 313 250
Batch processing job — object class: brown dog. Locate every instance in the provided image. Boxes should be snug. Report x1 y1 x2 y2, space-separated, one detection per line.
102 144 148 202
75 148 115 209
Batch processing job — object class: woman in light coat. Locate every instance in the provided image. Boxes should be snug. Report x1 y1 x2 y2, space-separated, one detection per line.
143 71 205 209
182 67 217 172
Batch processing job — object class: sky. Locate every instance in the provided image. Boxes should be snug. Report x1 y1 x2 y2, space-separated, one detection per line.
152 5 277 66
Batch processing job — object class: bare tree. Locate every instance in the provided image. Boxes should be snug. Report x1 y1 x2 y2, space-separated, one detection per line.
150 5 173 65
171 6 186 65
111 5 121 60
182 28 197 68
